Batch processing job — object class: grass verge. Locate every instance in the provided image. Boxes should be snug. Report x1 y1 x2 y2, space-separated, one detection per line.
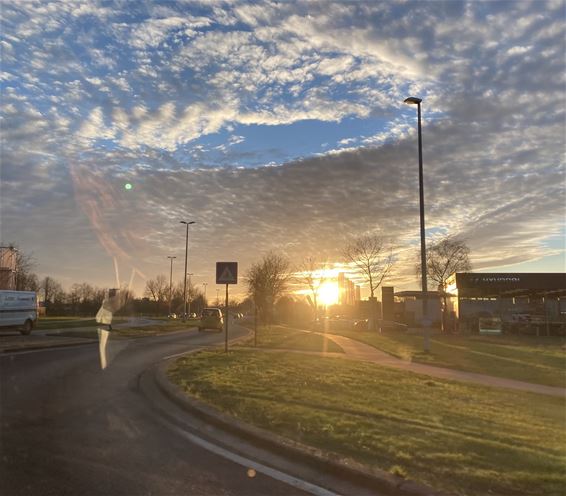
317 328 566 388
37 317 125 330
52 320 200 339
168 350 566 496
238 324 343 353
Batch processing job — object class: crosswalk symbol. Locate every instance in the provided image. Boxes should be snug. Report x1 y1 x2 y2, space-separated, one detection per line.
216 262 238 284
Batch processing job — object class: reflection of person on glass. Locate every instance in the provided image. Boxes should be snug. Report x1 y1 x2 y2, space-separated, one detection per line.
96 288 126 370
96 288 122 331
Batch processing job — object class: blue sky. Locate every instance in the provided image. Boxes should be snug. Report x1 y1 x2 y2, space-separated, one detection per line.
1 0 564 297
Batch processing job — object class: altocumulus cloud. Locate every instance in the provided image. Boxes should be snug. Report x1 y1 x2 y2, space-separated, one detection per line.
0 0 564 293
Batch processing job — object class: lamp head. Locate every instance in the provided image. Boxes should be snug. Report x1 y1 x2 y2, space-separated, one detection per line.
404 97 422 105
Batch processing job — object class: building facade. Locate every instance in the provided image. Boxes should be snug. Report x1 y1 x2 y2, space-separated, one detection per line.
445 272 566 334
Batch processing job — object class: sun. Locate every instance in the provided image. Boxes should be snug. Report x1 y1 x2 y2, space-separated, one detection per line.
318 282 340 306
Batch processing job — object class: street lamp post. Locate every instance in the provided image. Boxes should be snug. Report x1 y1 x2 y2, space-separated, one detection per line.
202 282 208 300
404 96 429 353
167 256 176 315
187 273 194 316
180 220 195 321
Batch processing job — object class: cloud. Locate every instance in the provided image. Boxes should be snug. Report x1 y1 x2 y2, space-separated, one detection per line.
1 0 564 294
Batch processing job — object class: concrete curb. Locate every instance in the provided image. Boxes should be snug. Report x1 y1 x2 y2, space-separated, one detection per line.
155 351 450 496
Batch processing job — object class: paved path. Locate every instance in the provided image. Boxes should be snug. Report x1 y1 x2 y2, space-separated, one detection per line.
320 333 565 398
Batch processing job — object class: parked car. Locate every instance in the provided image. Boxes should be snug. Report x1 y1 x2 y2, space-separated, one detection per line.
198 308 224 332
167 313 177 319
353 319 369 330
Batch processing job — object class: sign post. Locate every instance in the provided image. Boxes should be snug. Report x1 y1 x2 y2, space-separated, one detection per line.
225 283 229 352
216 262 238 352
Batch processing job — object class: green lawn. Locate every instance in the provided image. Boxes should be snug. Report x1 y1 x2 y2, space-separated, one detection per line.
316 328 566 388
50 319 200 339
238 324 343 353
169 350 566 496
37 317 127 330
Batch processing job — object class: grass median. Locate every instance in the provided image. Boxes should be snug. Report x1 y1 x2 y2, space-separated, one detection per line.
37 317 127 330
168 349 565 496
51 319 200 339
311 327 566 388
237 324 344 353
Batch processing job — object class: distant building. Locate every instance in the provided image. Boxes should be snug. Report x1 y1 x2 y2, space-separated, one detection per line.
0 247 17 290
445 272 566 334
338 272 360 306
394 290 444 327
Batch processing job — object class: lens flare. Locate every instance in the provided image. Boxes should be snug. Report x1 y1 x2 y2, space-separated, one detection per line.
318 282 340 306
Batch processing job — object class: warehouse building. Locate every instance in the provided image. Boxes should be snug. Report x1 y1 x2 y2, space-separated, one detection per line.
444 273 566 335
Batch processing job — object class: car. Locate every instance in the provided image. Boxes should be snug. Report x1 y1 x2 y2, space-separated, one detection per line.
167 313 177 319
198 308 224 332
353 319 369 330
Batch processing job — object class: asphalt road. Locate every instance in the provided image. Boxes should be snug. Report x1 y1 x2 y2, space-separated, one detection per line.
0 325 311 496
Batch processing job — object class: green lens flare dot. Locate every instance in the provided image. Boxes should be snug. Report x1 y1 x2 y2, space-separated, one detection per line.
124 183 133 190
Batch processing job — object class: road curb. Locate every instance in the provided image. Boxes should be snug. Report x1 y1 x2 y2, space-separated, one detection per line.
154 351 450 496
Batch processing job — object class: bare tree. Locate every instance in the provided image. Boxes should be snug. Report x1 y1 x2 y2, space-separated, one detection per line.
297 256 327 320
417 236 471 292
246 251 291 325
343 234 394 298
10 246 39 291
417 236 471 332
144 275 168 302
41 276 64 315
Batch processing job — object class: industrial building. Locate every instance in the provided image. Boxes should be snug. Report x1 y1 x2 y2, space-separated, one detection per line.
445 273 566 334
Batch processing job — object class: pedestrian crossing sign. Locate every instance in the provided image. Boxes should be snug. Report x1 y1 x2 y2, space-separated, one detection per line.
216 262 238 284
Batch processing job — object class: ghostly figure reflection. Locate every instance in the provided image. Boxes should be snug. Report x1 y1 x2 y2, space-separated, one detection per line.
96 288 128 370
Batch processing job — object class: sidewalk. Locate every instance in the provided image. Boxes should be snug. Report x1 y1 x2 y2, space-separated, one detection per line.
321 333 565 398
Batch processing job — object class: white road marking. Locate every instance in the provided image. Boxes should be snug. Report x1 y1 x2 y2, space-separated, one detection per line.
166 421 342 496
162 347 203 361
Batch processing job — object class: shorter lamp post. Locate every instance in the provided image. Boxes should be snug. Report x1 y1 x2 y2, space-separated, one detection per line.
167 256 176 315
180 220 195 320
187 273 194 316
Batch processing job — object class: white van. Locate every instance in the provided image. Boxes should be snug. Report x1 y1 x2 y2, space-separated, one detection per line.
0 290 38 335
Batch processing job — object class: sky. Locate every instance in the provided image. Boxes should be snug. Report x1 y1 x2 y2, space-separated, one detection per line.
1 0 565 299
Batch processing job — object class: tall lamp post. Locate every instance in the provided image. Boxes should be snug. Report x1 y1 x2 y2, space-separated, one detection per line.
404 96 429 353
167 256 176 315
202 282 208 301
180 220 195 321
